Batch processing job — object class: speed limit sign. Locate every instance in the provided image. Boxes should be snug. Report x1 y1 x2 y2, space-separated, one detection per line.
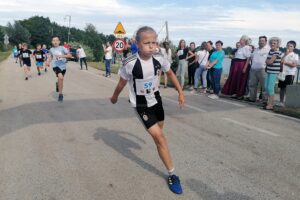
113 38 126 53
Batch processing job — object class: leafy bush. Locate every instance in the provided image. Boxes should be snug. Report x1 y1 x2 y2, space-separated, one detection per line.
69 41 94 61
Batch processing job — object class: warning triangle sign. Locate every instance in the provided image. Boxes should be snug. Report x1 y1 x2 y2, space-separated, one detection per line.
114 22 126 34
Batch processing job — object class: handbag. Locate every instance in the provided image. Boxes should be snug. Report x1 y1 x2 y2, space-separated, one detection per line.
277 72 286 81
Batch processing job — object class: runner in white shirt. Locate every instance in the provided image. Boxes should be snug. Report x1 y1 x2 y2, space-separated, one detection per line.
110 26 184 195
278 41 299 106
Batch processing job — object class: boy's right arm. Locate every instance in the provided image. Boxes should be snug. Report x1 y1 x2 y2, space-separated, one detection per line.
110 77 128 104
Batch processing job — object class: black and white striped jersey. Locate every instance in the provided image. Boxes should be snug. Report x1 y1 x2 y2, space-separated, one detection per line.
266 49 282 74
119 53 171 108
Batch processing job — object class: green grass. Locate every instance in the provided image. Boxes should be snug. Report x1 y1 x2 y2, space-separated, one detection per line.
274 107 300 119
0 51 11 63
88 62 120 74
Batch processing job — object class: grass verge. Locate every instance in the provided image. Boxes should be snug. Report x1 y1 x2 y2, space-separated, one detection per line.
0 51 11 63
274 107 300 119
88 62 120 74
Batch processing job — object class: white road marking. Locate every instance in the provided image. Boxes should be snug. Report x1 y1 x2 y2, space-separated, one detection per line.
216 98 246 107
190 92 246 107
222 118 280 137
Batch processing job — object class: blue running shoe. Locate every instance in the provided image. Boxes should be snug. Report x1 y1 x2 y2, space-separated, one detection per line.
58 94 63 102
168 175 183 194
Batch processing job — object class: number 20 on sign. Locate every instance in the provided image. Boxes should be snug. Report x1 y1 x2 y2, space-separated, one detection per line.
113 38 126 53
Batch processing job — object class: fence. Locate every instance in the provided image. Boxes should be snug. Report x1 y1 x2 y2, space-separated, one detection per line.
297 65 300 84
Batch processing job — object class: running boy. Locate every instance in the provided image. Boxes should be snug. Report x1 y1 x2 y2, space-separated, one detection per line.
47 35 71 102
20 43 33 80
33 44 45 76
110 26 185 194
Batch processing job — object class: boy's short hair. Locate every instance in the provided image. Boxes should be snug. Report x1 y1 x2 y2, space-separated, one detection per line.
36 44 41 47
190 42 195 46
215 40 223 46
287 40 296 48
52 35 60 40
207 41 213 46
135 26 157 42
259 35 268 42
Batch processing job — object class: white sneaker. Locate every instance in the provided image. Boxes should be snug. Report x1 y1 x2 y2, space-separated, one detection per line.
190 90 197 94
276 102 285 107
208 94 219 100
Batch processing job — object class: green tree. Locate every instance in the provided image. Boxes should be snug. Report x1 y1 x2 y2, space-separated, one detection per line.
69 41 95 61
20 16 52 47
83 23 105 61
223 46 233 55
0 27 4 50
6 21 31 45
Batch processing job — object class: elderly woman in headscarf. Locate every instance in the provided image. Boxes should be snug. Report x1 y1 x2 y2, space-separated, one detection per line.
222 35 252 99
264 37 282 110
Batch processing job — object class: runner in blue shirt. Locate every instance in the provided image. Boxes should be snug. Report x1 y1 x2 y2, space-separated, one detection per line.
46 35 71 102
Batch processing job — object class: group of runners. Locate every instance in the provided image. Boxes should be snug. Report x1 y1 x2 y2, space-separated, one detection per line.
12 26 184 194
14 36 71 102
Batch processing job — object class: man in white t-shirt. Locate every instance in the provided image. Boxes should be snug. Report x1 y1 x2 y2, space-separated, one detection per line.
103 42 113 77
248 36 270 102
76 45 88 70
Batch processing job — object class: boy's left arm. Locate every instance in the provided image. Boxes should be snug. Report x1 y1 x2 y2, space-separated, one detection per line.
166 70 185 109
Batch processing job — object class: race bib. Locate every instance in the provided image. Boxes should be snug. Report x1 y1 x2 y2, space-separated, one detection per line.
36 54 42 59
178 50 184 56
53 51 63 61
22 53 29 58
135 77 158 96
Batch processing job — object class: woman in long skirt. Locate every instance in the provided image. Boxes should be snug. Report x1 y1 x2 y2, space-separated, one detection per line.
222 35 252 99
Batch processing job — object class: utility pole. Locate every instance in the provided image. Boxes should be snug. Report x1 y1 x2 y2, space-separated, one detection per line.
64 15 71 43
165 21 169 42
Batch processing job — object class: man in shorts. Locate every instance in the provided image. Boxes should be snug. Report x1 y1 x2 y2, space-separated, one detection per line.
110 26 185 195
33 44 45 76
47 35 71 102
20 43 33 80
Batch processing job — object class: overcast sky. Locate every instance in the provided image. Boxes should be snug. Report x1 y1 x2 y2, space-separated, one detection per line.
1 0 300 47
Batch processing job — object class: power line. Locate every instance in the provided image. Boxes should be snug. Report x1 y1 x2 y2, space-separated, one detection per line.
157 22 166 36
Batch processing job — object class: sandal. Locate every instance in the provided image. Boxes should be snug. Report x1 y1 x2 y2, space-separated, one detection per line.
263 106 273 110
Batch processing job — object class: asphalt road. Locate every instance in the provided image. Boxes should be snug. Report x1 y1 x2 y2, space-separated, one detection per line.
0 57 299 200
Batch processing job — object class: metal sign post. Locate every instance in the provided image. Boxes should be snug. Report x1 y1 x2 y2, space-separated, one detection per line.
4 34 9 49
112 22 126 66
